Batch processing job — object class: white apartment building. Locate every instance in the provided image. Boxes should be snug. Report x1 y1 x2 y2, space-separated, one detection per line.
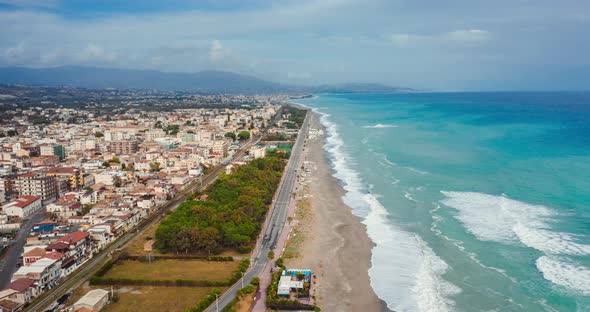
14 173 58 203
2 195 42 219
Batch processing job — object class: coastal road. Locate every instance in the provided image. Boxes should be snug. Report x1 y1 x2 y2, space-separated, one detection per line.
205 110 310 312
0 211 44 288
24 137 260 312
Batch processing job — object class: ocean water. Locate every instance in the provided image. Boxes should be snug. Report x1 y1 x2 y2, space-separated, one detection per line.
296 92 590 312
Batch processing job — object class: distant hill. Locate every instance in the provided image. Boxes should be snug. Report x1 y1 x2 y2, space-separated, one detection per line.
0 66 414 94
313 83 415 93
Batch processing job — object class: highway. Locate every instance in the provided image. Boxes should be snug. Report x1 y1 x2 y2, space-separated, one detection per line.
205 110 310 312
24 137 260 312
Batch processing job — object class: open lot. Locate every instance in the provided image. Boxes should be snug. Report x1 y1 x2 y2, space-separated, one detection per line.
124 221 164 256
104 259 240 281
106 286 224 312
66 284 224 312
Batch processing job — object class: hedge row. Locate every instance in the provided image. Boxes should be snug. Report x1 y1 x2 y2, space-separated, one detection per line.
227 259 250 284
89 277 228 287
123 255 234 261
95 260 115 277
185 288 221 312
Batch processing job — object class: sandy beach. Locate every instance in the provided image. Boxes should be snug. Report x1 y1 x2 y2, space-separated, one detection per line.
284 112 388 312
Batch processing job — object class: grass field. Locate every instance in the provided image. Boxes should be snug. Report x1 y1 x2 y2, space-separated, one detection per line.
103 259 240 281
106 286 224 312
124 220 164 256
65 283 223 312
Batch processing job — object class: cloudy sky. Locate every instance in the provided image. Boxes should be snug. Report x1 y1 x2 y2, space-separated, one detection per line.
1 0 589 90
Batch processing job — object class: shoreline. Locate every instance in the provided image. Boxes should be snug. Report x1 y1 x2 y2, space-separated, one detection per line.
284 112 389 311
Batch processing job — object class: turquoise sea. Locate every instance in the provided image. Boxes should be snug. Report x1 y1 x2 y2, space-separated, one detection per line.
297 93 590 312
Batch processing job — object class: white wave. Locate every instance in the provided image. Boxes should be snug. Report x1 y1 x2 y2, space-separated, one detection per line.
513 223 590 256
318 109 459 311
406 166 430 175
440 191 590 256
536 256 590 296
363 123 399 128
404 191 421 203
381 153 398 167
365 194 460 312
430 203 516 283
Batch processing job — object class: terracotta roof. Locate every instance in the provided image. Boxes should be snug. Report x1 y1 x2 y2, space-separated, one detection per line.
46 241 69 250
6 196 41 208
6 278 34 292
58 231 89 244
47 167 77 174
23 247 46 258
0 298 22 309
17 173 37 178
42 252 64 261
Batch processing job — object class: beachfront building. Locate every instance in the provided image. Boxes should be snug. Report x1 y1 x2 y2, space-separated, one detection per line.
277 269 312 297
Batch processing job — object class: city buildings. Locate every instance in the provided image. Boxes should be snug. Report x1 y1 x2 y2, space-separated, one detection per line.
0 88 287 307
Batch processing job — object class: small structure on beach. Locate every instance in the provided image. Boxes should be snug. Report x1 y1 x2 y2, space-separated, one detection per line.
277 269 312 297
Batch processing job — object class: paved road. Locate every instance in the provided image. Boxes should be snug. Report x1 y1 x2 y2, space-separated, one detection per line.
0 211 45 288
205 110 310 312
24 138 260 312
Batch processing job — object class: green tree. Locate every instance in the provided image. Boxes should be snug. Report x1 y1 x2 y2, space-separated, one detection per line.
237 131 250 141
224 132 236 141
150 162 161 172
94 131 104 138
155 156 285 254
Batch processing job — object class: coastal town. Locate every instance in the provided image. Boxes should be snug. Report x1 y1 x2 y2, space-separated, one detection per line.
0 84 321 311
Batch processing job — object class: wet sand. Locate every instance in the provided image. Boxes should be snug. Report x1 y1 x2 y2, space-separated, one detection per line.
285 112 389 311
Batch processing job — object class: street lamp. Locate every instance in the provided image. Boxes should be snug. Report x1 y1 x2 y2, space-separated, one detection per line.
215 293 219 312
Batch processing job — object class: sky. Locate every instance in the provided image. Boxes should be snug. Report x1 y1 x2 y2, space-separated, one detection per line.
0 0 589 91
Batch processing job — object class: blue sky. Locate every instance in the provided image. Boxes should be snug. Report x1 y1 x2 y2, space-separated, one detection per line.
1 0 589 90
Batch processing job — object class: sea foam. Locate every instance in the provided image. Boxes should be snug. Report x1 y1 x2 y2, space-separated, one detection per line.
440 191 590 256
316 107 459 311
363 123 398 128
536 256 590 296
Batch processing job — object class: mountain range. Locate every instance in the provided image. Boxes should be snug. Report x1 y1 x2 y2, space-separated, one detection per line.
0 66 413 94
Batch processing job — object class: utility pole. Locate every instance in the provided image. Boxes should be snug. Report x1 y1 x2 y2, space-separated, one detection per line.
215 293 219 312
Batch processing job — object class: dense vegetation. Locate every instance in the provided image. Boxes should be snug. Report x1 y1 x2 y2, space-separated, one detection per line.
283 105 307 128
156 155 286 254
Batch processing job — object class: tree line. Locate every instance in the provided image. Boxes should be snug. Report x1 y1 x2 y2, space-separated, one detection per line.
155 155 286 254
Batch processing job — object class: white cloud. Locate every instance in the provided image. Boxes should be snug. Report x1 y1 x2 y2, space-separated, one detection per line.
446 29 490 41
77 44 117 63
3 42 25 61
209 40 228 62
390 34 410 46
0 0 60 9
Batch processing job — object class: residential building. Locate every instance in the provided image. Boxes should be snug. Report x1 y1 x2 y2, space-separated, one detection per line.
108 140 138 155
40 144 65 161
46 167 83 190
13 173 58 203
2 195 42 219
